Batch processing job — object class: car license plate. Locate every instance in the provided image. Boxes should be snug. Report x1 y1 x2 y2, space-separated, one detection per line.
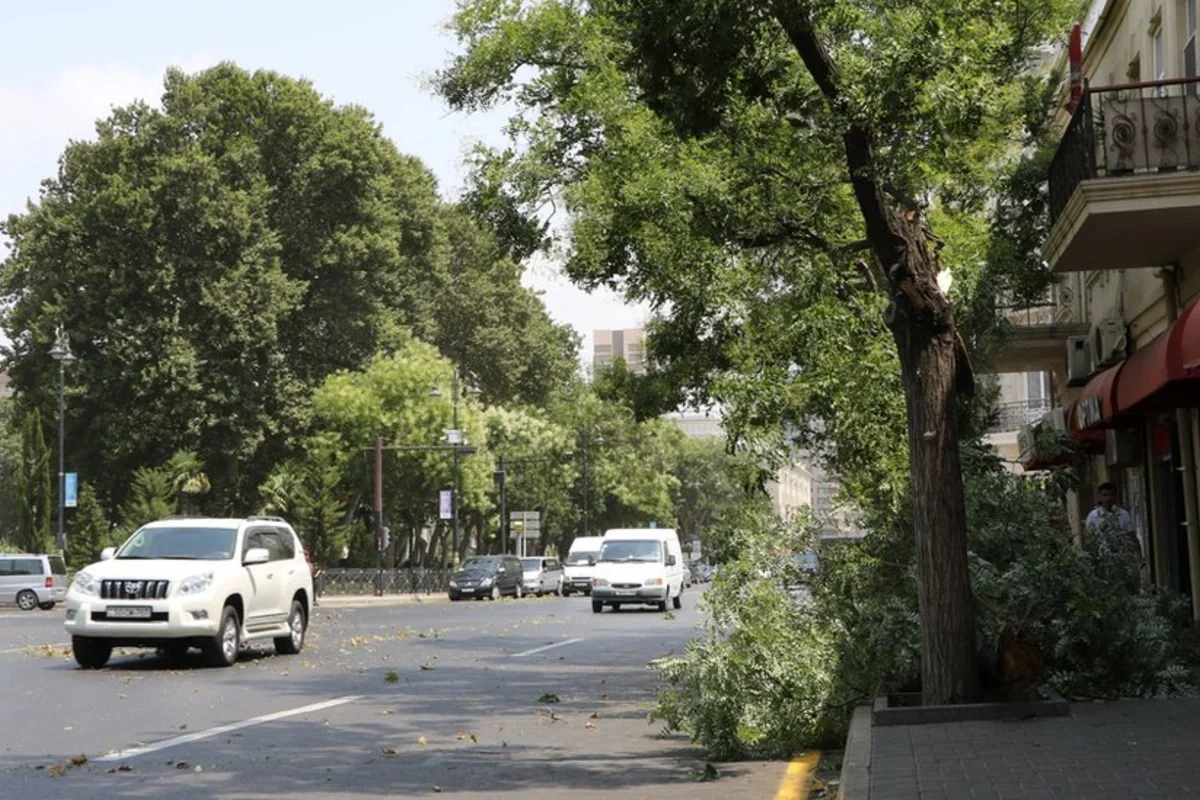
616 590 636 596
461 588 475 594
107 606 152 619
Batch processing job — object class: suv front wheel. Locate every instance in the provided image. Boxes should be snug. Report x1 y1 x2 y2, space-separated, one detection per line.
204 605 241 667
72 636 113 669
274 599 306 655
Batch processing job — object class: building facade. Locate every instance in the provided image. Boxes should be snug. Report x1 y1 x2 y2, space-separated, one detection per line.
997 0 1200 617
593 328 647 375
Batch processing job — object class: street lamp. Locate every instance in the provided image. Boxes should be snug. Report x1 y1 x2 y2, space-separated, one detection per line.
49 327 76 553
430 369 481 566
579 433 604 537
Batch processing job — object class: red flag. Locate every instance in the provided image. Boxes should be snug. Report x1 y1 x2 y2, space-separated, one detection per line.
1066 23 1084 114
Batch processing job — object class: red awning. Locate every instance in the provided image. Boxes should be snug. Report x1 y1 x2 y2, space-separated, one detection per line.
1175 298 1200 378
1074 363 1123 429
1114 298 1200 413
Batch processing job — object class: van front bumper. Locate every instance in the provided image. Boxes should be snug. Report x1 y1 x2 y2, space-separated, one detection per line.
591 586 668 602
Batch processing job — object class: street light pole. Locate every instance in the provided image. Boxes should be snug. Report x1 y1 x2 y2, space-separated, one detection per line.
49 327 75 554
496 455 508 555
451 369 460 567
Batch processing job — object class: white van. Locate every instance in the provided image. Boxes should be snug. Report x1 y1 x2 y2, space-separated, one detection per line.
590 528 686 613
562 536 604 595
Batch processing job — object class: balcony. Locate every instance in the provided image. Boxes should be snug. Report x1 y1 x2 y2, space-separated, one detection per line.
985 398 1053 435
1046 77 1200 273
983 283 1089 373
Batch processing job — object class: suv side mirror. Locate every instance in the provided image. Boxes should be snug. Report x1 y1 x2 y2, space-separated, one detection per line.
666 555 677 566
244 547 270 565
100 547 116 561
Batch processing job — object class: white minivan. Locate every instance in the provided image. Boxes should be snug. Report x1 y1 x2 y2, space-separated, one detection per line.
590 528 686 613
562 536 604 595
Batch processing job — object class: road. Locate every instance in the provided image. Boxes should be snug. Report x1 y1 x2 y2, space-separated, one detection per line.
0 591 789 799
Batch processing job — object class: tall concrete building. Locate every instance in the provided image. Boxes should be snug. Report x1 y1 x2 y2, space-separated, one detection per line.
593 328 647 375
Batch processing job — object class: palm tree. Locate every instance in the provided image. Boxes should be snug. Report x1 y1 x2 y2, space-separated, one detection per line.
166 450 211 515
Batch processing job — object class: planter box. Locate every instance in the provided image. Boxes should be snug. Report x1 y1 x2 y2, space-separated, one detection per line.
872 688 1069 726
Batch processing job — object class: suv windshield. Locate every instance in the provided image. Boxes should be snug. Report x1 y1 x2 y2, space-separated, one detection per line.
566 552 597 565
459 556 500 572
598 540 662 563
117 527 238 560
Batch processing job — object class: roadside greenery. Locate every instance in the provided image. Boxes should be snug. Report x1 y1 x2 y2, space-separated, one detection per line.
653 441 1196 760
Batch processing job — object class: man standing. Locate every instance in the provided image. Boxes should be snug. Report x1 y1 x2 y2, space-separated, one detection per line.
1085 482 1144 584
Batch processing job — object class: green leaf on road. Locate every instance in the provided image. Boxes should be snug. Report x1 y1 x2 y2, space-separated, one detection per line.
538 693 560 703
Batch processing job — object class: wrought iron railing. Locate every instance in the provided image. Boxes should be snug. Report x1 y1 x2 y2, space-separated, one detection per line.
319 568 452 596
985 399 1052 434
1049 76 1200 223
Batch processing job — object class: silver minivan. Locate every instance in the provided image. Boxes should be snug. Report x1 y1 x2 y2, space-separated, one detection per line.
520 557 564 596
0 554 68 611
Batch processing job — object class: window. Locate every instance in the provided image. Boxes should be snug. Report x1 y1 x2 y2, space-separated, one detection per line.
1025 372 1049 402
274 529 296 560
261 532 285 562
1154 24 1166 82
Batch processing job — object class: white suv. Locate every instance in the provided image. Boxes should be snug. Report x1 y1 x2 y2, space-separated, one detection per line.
64 517 314 669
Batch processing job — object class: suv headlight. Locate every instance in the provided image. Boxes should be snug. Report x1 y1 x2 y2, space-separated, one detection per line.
449 580 458 589
479 577 494 587
72 571 100 596
178 572 214 595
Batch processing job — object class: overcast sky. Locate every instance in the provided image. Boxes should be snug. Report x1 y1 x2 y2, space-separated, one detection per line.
0 0 650 362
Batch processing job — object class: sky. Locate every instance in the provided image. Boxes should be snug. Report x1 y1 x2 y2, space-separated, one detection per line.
0 0 650 363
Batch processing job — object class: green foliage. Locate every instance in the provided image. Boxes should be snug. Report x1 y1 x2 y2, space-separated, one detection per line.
165 450 211 514
0 397 20 541
261 446 352 566
118 467 175 535
1 63 577 514
15 409 52 554
66 483 118 568
655 451 1195 760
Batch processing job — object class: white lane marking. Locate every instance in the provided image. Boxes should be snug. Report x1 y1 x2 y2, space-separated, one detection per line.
95 695 363 761
511 637 584 658
0 647 31 654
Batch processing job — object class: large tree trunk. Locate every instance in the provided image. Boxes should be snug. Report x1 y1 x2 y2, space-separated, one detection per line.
889 287 978 705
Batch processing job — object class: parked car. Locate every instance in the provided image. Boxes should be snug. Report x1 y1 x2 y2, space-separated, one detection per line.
590 528 687 613
521 557 564 596
562 536 603 595
0 553 68 611
449 555 524 601
64 516 313 669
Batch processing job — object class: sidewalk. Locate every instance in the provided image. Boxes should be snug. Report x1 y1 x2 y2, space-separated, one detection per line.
316 592 451 608
858 697 1200 799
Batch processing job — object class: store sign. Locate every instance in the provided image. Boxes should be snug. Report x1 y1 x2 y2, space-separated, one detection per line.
1077 396 1102 430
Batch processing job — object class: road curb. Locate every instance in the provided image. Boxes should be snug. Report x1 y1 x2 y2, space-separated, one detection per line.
837 705 873 799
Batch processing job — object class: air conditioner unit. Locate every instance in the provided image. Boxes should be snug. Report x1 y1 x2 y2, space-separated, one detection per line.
1043 407 1068 432
1017 422 1041 463
1089 318 1128 369
1106 427 1140 468
1066 335 1092 386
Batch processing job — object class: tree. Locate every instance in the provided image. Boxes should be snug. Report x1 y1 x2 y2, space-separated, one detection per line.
118 467 175 534
66 483 118 568
166 450 211 515
0 397 22 541
15 409 52 554
436 0 1078 705
669 436 764 554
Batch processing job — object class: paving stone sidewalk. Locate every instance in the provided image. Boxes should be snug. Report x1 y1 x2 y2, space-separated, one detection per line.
870 698 1200 799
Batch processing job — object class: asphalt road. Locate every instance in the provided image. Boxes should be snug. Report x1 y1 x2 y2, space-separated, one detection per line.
0 591 788 799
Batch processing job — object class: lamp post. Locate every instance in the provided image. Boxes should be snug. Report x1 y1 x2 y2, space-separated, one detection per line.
431 369 480 566
49 327 76 553
580 432 604 537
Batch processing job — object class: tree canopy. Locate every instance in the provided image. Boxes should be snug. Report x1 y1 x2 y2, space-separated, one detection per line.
1 63 579 513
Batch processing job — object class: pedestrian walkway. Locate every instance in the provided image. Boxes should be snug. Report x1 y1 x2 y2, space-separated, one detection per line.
868 698 1200 798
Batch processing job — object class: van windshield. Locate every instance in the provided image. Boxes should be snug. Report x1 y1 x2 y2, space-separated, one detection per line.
598 540 662 563
566 552 597 565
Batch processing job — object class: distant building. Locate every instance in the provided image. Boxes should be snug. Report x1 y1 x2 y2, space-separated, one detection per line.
667 410 724 440
593 328 647 375
808 460 864 540
982 371 1052 474
767 462 813 521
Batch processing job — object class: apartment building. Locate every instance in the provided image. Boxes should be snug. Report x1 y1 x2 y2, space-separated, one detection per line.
593 328 647 375
996 0 1200 615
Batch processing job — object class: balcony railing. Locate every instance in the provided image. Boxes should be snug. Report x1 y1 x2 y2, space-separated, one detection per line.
1049 76 1200 224
985 399 1052 434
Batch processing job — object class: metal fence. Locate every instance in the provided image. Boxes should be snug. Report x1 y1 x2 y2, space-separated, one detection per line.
985 399 1052 434
319 568 452 596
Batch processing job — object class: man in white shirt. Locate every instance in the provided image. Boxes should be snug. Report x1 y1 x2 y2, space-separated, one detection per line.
1085 482 1143 575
